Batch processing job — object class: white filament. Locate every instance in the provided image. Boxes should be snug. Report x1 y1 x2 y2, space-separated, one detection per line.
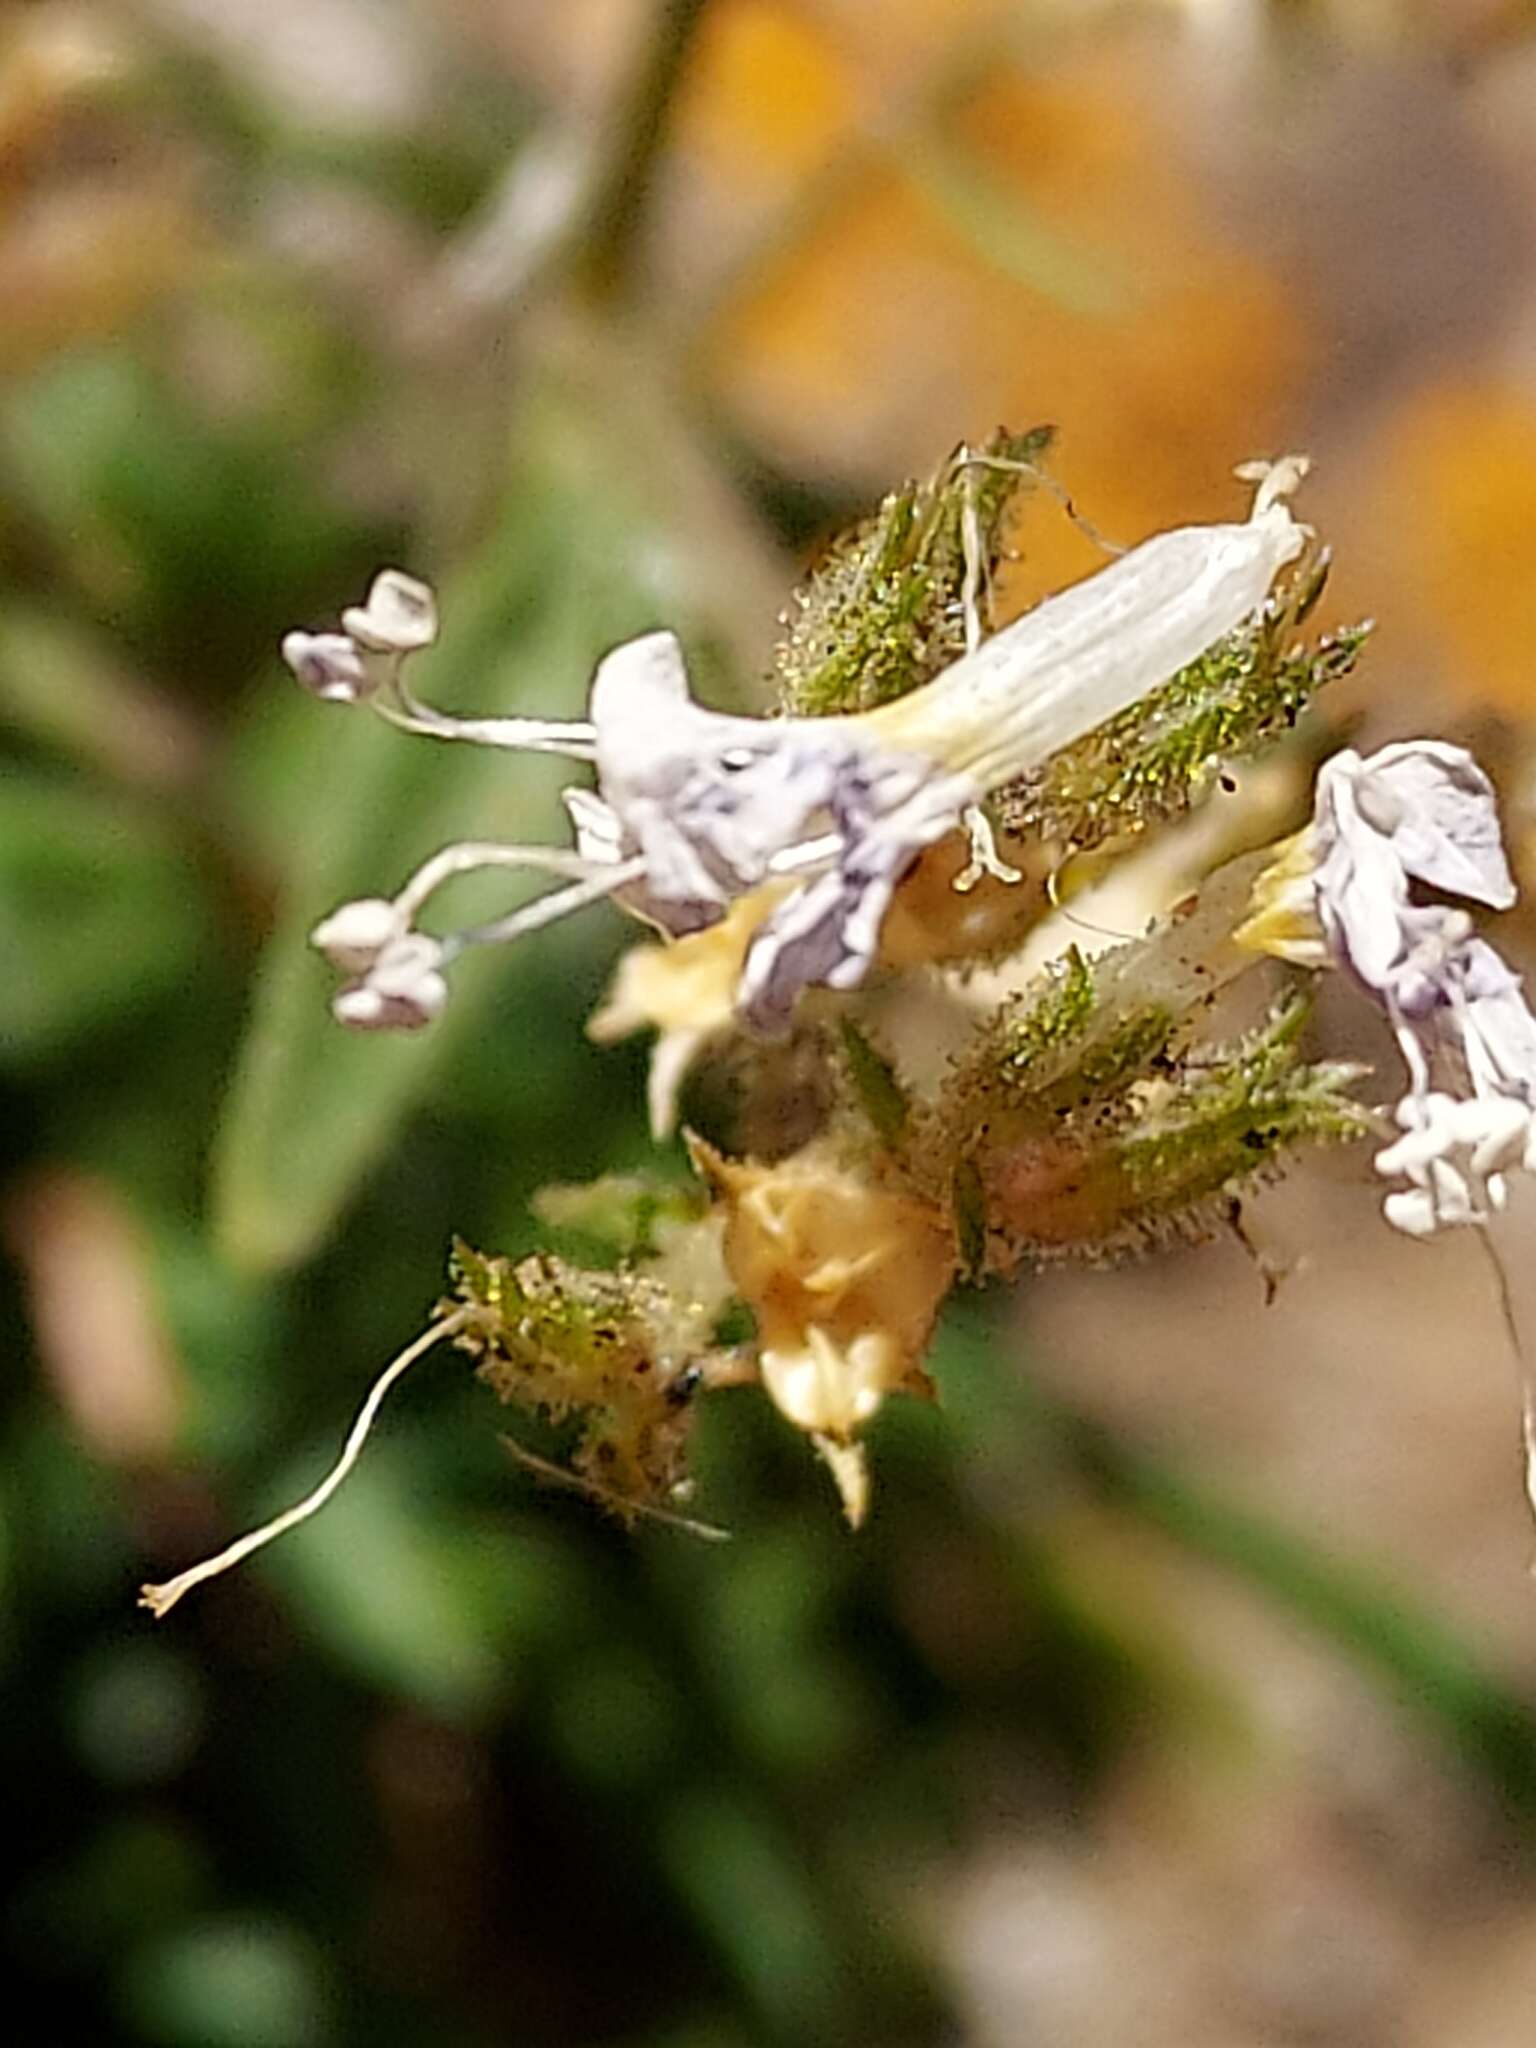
139 1312 469 1620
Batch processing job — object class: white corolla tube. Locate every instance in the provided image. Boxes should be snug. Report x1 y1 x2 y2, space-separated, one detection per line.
862 458 1309 791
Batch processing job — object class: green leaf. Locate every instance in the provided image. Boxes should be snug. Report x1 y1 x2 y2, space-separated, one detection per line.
259 1443 515 1720
0 769 209 1065
0 605 198 789
837 1018 909 1145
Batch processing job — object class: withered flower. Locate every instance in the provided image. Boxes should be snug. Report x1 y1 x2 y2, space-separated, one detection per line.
690 1138 955 1523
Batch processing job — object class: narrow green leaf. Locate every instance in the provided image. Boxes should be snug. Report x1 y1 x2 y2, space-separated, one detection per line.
0 770 209 1065
260 1446 511 1720
0 606 200 789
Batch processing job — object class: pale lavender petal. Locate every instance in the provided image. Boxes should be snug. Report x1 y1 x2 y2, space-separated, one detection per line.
1350 740 1516 908
737 772 974 1034
1380 902 1473 1017
737 859 901 1035
1313 760 1412 993
588 629 980 1005
1461 939 1536 1106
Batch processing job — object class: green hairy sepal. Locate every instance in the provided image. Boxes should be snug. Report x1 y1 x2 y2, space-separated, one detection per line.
891 857 1369 1270
448 1237 736 1512
1114 995 1371 1224
923 991 1367 1274
998 549 1372 855
774 426 1054 716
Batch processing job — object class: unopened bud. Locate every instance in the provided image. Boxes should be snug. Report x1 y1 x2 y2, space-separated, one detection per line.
342 570 438 656
333 984 444 1031
333 934 448 1032
310 897 401 975
281 630 373 704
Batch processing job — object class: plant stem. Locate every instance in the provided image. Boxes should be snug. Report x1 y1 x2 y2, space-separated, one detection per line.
575 0 713 306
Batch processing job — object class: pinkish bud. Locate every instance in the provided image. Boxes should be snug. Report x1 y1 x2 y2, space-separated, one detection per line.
281 630 373 704
310 898 401 975
333 934 448 1032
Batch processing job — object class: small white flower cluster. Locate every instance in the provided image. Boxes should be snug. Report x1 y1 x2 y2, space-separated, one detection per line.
1306 741 1536 1237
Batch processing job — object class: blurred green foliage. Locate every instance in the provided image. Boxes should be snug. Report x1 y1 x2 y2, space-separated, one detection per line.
4 6 1536 2047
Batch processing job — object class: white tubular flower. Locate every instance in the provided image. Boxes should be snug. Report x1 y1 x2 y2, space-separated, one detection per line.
585 458 1307 1030
1295 735 1536 1237
287 461 1315 1038
859 455 1307 789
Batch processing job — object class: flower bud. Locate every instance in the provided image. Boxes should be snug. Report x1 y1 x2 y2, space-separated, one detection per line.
310 897 402 975
280 630 372 704
333 934 448 1032
341 569 437 655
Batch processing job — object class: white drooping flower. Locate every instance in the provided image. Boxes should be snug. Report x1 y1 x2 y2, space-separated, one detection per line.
1266 737 1536 1237
1312 740 1516 1006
